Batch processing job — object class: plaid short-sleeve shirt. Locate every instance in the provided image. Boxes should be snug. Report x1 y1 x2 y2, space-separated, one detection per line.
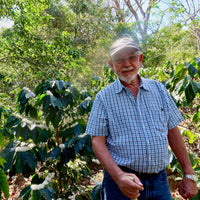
86 77 183 173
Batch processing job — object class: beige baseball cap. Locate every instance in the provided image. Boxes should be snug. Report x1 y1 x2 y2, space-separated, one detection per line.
110 38 140 57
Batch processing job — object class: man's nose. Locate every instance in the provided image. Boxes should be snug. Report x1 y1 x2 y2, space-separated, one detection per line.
123 57 132 65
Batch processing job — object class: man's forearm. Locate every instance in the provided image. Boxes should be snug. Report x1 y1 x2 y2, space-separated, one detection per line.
91 136 124 182
168 126 194 175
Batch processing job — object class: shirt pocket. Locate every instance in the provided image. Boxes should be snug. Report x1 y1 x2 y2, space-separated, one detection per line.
148 107 167 131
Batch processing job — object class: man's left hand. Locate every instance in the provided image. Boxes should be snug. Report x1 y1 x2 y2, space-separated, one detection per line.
178 177 198 199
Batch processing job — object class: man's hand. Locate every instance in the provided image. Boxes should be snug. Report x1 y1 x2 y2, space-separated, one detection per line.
116 172 144 199
178 177 198 199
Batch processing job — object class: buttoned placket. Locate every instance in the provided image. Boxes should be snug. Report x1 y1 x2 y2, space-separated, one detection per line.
125 86 152 173
137 88 152 173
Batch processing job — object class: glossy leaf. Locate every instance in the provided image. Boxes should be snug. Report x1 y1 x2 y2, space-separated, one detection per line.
191 80 200 94
43 91 62 112
75 134 90 154
177 75 191 94
61 147 75 164
18 185 31 200
49 147 61 160
92 184 101 200
55 80 64 91
31 190 42 200
61 93 73 108
40 187 56 200
185 83 196 104
185 62 197 77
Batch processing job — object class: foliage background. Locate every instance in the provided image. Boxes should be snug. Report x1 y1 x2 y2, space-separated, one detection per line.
0 0 200 199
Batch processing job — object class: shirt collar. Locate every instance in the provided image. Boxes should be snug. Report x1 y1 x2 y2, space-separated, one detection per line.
114 75 151 94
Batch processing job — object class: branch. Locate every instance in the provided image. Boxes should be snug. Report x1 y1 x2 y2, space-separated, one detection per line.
113 0 120 9
124 0 144 35
135 0 145 18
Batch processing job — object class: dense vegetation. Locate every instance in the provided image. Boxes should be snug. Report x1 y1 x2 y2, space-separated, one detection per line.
0 0 200 199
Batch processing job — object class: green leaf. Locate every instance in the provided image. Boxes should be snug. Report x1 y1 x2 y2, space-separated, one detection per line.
182 130 198 144
19 124 30 140
69 86 79 99
31 190 42 200
32 174 44 184
67 137 79 148
49 147 61 160
15 151 37 174
44 91 62 110
171 66 188 90
192 111 200 124
61 93 73 108
74 124 82 136
18 185 31 200
62 147 75 164
23 151 37 169
5 116 21 129
0 157 6 168
37 129 51 143
92 184 102 200
1 142 17 171
40 188 55 200
55 80 64 90
185 62 197 78
75 134 90 154
48 109 62 128
29 106 39 119
185 83 196 104
191 80 200 94
15 153 23 173
36 147 46 162
0 168 9 199
177 75 191 94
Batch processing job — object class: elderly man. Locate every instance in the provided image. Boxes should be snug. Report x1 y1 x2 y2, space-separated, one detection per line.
86 38 198 200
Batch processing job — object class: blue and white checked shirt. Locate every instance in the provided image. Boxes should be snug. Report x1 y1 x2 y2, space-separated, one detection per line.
86 77 183 173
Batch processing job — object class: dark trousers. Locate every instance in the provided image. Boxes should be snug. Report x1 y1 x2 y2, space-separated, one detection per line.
101 167 173 200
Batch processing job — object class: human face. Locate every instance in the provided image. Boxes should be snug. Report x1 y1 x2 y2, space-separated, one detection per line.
109 50 143 84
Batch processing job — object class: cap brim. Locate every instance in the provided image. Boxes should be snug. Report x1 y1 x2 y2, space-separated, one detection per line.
111 46 139 57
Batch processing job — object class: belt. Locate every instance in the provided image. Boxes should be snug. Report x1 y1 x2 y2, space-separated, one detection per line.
119 165 162 178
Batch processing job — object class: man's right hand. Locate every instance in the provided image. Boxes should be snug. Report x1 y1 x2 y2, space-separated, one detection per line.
116 172 144 199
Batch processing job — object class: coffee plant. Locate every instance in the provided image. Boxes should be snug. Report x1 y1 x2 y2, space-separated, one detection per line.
0 80 94 199
165 57 200 198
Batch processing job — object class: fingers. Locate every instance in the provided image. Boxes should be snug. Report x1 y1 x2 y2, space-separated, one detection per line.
116 172 144 199
126 174 144 190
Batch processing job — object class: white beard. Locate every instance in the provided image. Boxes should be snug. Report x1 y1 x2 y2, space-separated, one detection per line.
117 73 138 84
116 67 139 84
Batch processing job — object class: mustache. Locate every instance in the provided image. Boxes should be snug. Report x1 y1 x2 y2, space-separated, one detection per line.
121 67 134 72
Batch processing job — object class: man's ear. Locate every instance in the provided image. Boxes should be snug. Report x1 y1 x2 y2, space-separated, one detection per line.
108 60 114 70
139 54 143 65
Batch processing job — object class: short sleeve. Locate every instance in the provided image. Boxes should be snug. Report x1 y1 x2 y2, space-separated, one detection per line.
85 93 109 136
163 87 184 129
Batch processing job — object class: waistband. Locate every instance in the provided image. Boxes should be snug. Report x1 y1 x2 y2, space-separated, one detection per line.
119 165 164 178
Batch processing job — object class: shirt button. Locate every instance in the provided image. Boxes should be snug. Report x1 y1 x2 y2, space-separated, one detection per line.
143 125 145 129
147 141 149 144
149 157 151 160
